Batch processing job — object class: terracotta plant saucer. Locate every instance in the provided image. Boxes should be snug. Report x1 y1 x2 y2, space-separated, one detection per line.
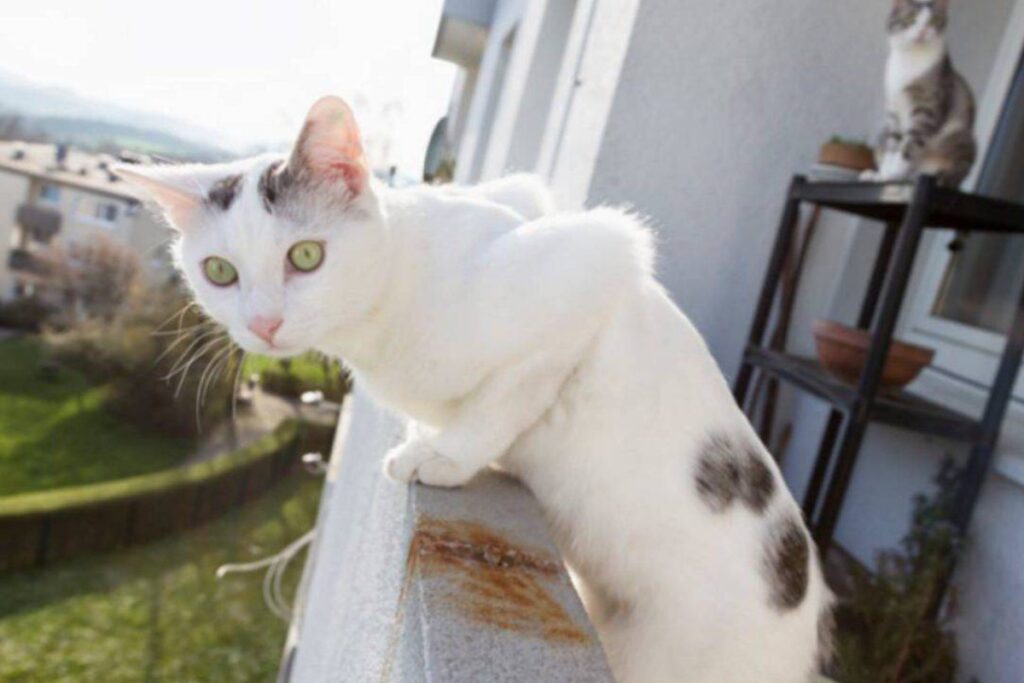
812 320 935 390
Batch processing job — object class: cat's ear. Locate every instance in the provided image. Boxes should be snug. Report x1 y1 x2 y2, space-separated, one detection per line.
113 164 207 230
288 96 368 197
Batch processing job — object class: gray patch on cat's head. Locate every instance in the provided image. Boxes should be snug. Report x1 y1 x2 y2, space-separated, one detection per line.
888 0 948 34
695 433 776 514
763 515 810 611
206 174 243 211
257 159 291 212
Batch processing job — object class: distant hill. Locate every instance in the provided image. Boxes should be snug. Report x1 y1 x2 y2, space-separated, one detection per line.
23 116 231 162
0 69 234 161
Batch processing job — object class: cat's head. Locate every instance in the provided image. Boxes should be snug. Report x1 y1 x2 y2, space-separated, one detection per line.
888 0 949 46
117 97 390 358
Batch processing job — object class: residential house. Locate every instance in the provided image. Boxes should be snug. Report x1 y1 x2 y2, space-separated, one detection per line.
430 1 1024 681
0 141 168 299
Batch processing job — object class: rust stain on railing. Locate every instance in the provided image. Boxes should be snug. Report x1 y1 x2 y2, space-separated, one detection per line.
410 516 589 645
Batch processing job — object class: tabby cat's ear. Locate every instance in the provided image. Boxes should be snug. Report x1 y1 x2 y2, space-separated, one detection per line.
113 164 209 229
289 96 368 197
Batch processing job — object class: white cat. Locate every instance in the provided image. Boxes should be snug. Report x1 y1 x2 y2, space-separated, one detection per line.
118 96 832 683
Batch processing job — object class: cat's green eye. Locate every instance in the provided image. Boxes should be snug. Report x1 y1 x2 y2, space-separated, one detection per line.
203 257 238 287
288 241 325 273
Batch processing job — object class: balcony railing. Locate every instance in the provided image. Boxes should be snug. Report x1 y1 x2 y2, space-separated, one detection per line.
280 390 613 682
16 203 62 243
7 248 47 276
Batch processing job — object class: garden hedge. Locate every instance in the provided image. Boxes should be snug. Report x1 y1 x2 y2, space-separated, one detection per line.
0 419 334 572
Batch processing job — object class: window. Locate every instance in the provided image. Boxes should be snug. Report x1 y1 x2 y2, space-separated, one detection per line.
39 183 60 204
93 202 120 224
932 234 1024 334
899 19 1024 404
930 54 1024 335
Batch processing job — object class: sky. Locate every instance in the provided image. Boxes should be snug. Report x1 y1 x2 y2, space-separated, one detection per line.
0 0 457 175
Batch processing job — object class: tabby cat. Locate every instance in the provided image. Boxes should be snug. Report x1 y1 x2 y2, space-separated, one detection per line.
861 0 976 187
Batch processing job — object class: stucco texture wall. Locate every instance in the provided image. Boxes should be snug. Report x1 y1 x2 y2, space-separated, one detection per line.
0 170 30 297
586 0 889 379
584 1 1024 682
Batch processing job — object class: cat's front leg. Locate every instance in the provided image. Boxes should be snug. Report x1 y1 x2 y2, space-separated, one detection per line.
862 112 902 181
383 351 574 488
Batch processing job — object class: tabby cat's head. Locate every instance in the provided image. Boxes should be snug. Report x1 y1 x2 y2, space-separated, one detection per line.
888 0 949 45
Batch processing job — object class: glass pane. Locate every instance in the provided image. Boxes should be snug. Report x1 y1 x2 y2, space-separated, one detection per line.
933 234 1024 333
932 58 1024 335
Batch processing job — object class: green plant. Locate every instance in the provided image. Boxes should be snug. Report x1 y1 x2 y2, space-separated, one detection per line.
828 136 872 148
832 459 964 683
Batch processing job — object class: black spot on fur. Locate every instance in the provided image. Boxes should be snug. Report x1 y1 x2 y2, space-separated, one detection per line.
742 444 776 514
764 516 810 611
258 159 289 212
206 174 242 210
695 435 742 512
695 433 776 514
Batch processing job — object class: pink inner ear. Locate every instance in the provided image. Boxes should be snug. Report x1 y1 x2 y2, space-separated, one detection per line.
329 161 365 196
302 121 366 196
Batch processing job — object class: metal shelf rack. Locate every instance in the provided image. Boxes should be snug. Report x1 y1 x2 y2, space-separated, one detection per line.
734 174 1024 552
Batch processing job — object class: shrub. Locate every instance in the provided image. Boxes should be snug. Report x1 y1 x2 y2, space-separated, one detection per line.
0 295 55 331
831 460 964 683
245 354 350 403
47 283 239 438
36 235 141 324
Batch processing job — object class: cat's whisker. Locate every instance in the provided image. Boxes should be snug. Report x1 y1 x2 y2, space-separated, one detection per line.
164 329 224 378
195 342 237 429
152 301 201 335
150 321 213 338
171 335 226 398
231 350 247 424
154 324 219 366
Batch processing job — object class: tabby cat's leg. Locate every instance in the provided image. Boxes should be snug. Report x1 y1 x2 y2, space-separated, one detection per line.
918 127 977 188
860 113 901 181
885 105 941 181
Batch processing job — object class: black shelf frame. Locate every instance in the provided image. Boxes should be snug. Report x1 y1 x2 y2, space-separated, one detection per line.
734 174 1024 553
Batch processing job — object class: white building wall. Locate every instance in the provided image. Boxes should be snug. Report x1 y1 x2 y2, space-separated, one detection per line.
0 170 30 297
541 0 642 206
585 0 887 378
481 0 580 177
453 0 528 183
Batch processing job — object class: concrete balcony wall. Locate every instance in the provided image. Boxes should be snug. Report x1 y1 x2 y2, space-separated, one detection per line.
281 391 613 682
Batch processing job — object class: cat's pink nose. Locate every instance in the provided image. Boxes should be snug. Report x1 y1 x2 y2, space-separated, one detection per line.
247 316 283 344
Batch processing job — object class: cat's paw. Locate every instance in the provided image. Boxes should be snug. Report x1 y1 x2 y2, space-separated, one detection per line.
382 439 475 488
859 169 880 182
383 438 437 482
416 455 476 488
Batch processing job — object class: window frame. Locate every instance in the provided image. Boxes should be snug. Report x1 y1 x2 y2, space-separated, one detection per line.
900 2 1024 404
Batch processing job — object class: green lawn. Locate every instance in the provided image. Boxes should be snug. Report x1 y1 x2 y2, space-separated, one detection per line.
0 475 321 682
0 337 191 495
243 353 348 402
243 354 332 386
